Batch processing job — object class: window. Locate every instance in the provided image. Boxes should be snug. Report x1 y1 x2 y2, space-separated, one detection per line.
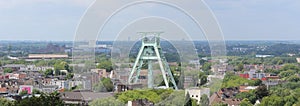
138 76 146 79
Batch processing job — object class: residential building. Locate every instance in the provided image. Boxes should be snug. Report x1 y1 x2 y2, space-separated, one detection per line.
40 85 58 93
239 86 258 92
184 76 196 88
7 73 27 79
50 80 70 89
90 69 107 78
60 92 113 105
210 87 242 106
116 83 143 92
19 85 33 94
185 88 210 104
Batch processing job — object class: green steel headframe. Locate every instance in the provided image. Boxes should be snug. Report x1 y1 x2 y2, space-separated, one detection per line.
128 32 178 90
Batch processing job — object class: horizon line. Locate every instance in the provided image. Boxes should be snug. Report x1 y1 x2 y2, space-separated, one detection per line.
1 39 300 42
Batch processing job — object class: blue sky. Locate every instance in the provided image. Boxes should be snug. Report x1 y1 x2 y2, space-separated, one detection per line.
0 0 299 41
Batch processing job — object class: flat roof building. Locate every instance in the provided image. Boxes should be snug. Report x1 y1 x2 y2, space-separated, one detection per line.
185 88 210 104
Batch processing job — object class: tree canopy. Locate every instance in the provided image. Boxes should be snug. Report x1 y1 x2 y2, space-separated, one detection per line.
117 89 174 104
235 90 257 104
222 72 255 88
90 97 124 106
14 92 64 106
0 98 14 106
198 72 208 86
156 90 185 106
93 78 114 92
255 85 269 100
97 60 113 72
54 61 69 72
3 68 13 73
260 95 284 106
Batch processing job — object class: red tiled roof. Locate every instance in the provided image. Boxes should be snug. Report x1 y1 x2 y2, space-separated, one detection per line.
210 92 242 106
0 87 7 93
239 74 249 79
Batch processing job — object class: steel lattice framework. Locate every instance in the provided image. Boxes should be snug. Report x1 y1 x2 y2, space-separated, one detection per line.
128 32 178 90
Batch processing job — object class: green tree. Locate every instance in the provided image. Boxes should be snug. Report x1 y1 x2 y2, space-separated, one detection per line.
13 59 26 64
66 73 74 79
200 94 209 106
97 60 113 72
90 97 124 106
117 90 140 103
271 88 291 97
156 90 185 106
286 75 300 82
74 84 83 90
3 68 13 73
253 79 262 86
235 90 257 104
294 100 300 106
199 59 207 65
54 61 69 72
54 70 60 76
236 63 244 71
279 70 296 78
264 68 279 74
255 85 269 99
19 90 28 96
283 95 297 106
240 98 252 106
44 69 53 76
142 90 163 104
276 59 283 65
32 89 41 95
260 95 284 106
117 89 162 104
201 62 211 72
191 99 197 106
150 89 173 100
35 60 47 66
280 64 300 72
222 72 255 88
15 92 64 106
270 86 300 106
0 98 14 106
93 78 114 92
198 72 208 86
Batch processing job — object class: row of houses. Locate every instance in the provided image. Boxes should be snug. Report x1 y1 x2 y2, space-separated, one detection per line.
1 64 54 72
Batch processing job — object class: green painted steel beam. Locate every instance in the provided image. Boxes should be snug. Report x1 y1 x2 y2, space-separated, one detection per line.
128 32 178 90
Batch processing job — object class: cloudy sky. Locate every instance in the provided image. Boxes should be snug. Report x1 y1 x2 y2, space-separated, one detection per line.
0 0 299 41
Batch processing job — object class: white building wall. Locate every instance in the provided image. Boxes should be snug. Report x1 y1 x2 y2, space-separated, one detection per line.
185 88 210 104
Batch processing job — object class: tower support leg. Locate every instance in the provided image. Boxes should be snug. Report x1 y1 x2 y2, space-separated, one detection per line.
128 46 144 83
154 47 169 88
148 60 153 88
134 60 143 83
